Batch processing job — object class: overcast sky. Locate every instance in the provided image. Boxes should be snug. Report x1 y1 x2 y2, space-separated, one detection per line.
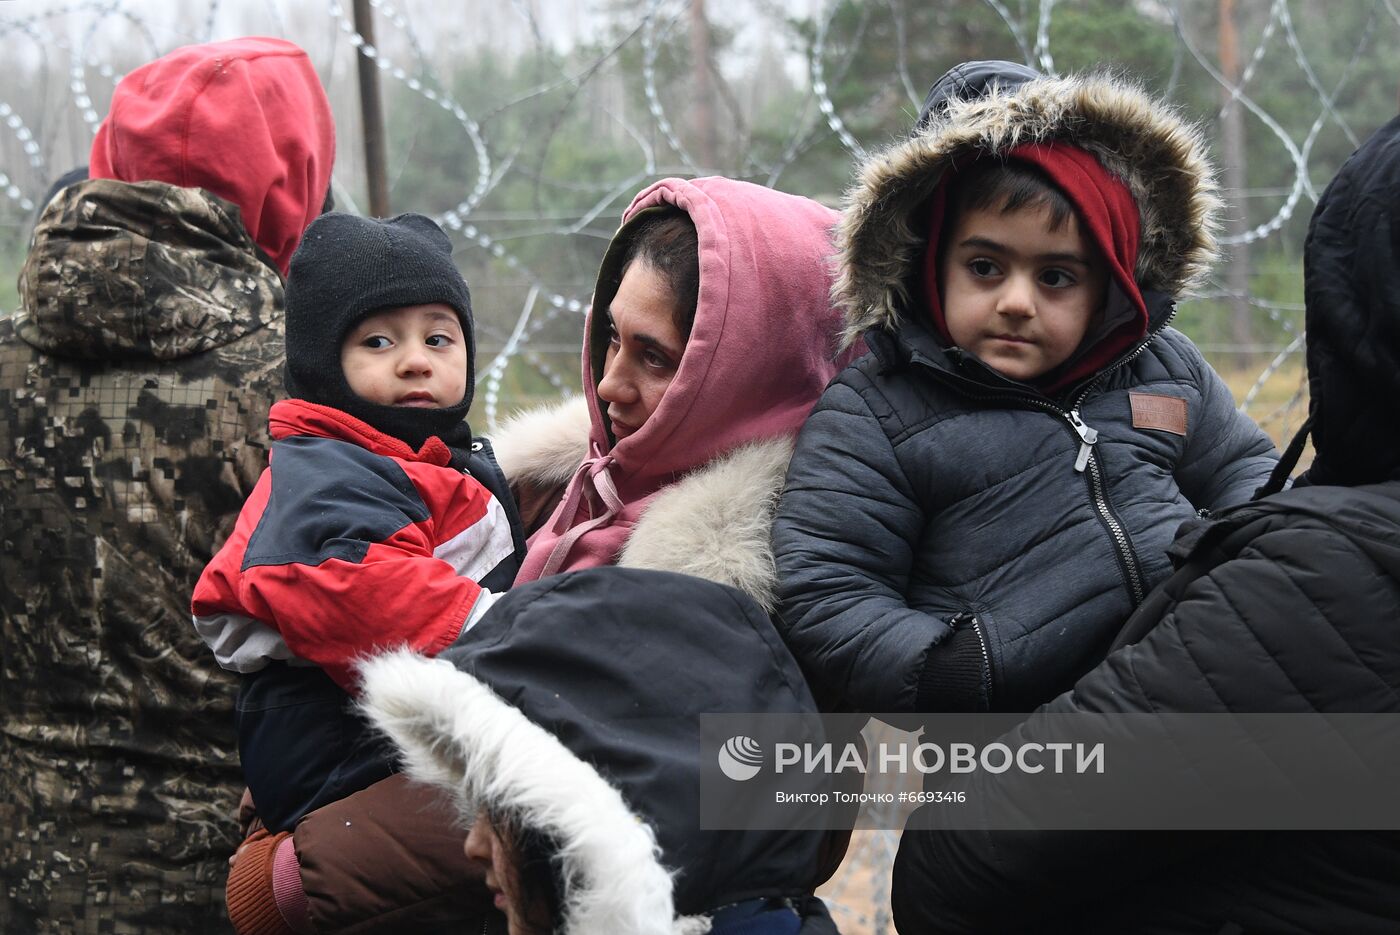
0 0 828 69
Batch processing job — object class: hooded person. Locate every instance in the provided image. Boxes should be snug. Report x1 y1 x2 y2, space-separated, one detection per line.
201 213 525 935
0 36 334 933
772 72 1279 715
497 175 860 609
889 112 1400 935
89 36 335 276
359 567 843 935
278 211 488 459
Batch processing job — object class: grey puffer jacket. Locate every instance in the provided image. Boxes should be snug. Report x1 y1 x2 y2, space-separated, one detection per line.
773 73 1278 714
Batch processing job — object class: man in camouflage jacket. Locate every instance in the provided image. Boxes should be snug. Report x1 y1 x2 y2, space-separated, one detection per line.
0 37 334 933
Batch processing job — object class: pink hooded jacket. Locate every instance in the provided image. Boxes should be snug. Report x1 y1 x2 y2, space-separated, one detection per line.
516 177 858 583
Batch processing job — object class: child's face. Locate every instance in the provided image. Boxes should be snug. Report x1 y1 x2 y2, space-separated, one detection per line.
341 303 468 409
939 201 1108 383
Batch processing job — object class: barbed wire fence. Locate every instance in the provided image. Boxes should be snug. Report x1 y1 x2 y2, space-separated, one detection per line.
1 1 1395 930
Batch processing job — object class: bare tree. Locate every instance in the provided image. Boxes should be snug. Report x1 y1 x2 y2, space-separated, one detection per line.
688 0 719 170
1219 0 1254 368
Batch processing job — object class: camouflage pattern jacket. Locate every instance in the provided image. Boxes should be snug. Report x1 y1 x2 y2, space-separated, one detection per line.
0 179 285 933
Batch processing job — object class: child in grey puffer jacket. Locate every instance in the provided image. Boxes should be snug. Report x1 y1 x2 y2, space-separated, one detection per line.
773 69 1278 713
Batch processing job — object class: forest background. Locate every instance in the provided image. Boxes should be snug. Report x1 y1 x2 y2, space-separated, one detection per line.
1 2 1397 929
2 0 1397 451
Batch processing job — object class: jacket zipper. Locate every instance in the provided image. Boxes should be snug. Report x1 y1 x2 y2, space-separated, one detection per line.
1071 410 1145 604
915 308 1178 608
959 388 1146 606
950 611 994 704
1058 307 1179 606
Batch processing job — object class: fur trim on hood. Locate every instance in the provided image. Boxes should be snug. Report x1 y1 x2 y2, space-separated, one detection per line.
836 71 1221 345
616 439 793 612
493 396 595 491
360 569 833 932
359 650 711 935
493 396 793 611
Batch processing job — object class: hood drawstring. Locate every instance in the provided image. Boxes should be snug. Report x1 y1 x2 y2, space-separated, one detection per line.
1254 414 1313 500
539 447 624 578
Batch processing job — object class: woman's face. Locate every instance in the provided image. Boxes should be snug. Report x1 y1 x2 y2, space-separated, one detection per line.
464 811 553 935
596 259 684 441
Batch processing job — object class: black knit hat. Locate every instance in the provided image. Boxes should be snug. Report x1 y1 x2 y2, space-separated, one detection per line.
284 212 475 451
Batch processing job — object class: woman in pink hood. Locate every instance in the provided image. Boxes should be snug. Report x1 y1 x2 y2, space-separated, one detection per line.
223 176 856 934
499 176 858 610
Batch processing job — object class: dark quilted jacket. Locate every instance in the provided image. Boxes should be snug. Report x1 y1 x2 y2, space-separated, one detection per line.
889 112 1400 935
891 483 1400 935
773 74 1277 714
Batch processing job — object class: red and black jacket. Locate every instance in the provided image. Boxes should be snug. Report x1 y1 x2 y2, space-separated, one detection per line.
192 399 516 690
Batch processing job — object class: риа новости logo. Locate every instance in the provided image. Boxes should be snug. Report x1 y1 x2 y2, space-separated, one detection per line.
718 735 763 781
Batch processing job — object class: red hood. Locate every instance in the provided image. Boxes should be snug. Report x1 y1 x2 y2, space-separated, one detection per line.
90 37 335 276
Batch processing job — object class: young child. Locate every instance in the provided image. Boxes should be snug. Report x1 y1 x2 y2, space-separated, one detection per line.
192 212 520 831
773 72 1279 713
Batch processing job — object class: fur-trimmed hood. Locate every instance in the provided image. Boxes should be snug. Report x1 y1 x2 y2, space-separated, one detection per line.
359 568 834 934
836 72 1221 344
494 395 794 611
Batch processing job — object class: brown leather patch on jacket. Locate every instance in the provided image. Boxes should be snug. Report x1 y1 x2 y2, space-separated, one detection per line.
1129 392 1188 435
